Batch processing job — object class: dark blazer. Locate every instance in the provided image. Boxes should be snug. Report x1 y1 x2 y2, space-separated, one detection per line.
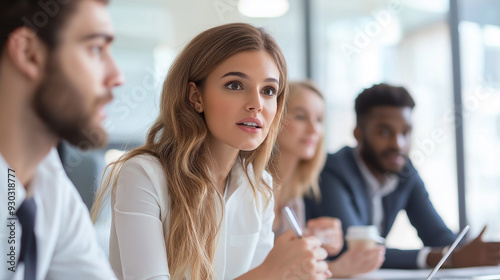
305 146 456 269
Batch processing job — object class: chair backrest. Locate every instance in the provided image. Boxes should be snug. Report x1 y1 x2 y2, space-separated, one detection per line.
58 142 111 255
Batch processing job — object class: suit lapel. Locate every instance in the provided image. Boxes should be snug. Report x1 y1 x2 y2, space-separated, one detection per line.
381 186 403 237
345 148 372 225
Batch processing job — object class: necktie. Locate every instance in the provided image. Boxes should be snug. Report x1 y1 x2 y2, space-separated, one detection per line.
16 198 37 280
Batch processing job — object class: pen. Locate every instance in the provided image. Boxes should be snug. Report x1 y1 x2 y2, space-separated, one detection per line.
283 206 303 238
282 206 333 278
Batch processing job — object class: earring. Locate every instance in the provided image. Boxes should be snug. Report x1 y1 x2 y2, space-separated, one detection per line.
196 105 201 112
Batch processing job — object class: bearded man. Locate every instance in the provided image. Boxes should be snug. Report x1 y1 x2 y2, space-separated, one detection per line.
305 83 500 269
0 0 124 279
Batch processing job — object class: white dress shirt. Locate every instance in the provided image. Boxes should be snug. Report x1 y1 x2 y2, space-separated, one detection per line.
0 148 116 280
354 149 399 234
354 148 430 268
109 154 275 280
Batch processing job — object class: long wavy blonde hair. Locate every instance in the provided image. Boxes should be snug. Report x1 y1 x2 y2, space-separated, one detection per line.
90 23 288 280
270 81 326 210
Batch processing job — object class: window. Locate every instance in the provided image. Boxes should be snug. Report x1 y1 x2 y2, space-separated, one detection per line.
311 0 458 248
459 0 500 240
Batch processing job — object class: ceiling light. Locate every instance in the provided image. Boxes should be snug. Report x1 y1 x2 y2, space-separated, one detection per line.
238 0 290 18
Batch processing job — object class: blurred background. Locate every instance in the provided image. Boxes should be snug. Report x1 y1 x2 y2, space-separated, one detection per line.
59 0 500 252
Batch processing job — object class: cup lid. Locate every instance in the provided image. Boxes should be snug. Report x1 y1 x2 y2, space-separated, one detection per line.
345 225 385 244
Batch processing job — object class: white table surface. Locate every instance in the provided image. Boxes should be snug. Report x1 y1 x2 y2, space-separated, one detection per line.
330 266 500 279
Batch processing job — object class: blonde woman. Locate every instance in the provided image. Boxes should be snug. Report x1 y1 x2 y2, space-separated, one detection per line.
271 81 385 277
91 24 330 280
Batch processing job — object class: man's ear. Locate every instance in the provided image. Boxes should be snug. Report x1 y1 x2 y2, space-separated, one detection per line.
188 82 203 113
6 27 47 81
354 126 363 144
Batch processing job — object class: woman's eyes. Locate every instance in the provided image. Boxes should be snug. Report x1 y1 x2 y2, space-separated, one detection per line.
261 87 277 96
225 81 243 90
224 81 277 96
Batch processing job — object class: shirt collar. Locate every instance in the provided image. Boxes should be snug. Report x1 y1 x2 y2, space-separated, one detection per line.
1 148 62 203
354 147 399 197
0 151 27 208
226 158 246 202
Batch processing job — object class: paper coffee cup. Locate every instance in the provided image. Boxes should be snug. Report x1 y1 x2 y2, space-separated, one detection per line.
346 225 385 250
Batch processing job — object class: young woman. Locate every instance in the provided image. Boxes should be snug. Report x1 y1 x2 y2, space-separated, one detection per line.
91 24 330 280
270 81 385 277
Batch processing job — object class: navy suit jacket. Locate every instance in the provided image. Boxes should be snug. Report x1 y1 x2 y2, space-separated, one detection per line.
305 146 456 269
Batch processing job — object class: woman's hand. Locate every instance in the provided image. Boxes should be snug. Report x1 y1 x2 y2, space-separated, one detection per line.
306 217 344 256
328 245 385 278
237 230 332 280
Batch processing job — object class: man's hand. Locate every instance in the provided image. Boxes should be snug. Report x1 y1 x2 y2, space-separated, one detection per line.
453 226 500 267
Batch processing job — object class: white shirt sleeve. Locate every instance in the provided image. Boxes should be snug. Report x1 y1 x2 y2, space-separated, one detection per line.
417 247 432 269
111 159 170 280
249 198 275 269
249 175 275 269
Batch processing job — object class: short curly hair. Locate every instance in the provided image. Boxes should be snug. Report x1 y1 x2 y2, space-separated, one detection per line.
355 83 415 127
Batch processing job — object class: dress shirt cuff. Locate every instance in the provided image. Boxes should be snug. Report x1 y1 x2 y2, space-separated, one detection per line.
417 247 432 269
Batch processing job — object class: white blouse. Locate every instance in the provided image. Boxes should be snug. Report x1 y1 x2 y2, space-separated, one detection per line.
109 154 275 280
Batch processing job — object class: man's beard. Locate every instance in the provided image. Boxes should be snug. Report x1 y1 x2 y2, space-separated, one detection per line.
34 56 111 150
360 135 406 175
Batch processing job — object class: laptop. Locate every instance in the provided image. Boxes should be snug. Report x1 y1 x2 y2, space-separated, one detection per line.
427 225 470 279
433 274 500 280
424 226 500 280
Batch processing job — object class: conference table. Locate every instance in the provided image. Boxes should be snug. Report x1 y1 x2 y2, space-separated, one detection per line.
330 266 500 279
